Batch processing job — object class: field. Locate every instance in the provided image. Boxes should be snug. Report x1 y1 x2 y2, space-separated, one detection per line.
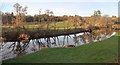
2 21 82 29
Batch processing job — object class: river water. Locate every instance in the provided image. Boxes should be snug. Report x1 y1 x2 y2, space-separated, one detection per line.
1 31 116 60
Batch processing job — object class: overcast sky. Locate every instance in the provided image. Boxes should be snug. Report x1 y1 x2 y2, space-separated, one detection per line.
0 0 119 16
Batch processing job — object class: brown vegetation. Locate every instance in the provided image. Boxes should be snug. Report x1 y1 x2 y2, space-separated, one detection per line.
63 44 75 48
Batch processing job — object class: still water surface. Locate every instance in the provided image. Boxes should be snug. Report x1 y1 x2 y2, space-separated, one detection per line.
1 30 116 60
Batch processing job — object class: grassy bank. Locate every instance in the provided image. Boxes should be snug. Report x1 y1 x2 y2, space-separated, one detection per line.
3 34 119 63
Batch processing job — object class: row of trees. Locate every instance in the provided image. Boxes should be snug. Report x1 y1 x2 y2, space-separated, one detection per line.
2 11 117 30
1 12 83 24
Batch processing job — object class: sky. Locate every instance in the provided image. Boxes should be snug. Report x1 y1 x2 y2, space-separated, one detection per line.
0 0 119 16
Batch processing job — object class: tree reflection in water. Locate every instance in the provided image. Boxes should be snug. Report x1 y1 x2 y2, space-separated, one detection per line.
63 35 72 47
2 27 114 60
73 34 79 46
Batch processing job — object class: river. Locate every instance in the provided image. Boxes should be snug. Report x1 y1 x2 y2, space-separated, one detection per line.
1 28 116 60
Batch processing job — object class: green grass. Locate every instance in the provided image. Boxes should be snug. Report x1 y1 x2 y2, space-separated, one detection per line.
2 21 82 30
3 34 119 63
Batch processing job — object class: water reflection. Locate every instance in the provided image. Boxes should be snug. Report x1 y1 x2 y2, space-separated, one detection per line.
1 28 115 60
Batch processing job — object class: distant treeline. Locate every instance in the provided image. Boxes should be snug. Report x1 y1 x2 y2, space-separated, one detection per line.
2 12 83 24
2 12 118 26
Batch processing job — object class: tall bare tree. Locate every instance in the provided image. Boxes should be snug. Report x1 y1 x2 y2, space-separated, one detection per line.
39 9 41 22
13 3 21 27
21 6 28 22
13 3 27 27
0 11 2 25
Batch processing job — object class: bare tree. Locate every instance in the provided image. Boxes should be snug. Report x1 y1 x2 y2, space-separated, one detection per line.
0 11 2 25
13 3 27 27
39 9 41 22
21 6 28 22
13 3 21 27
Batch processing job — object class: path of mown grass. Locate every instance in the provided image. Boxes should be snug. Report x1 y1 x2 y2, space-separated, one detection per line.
3 34 119 63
